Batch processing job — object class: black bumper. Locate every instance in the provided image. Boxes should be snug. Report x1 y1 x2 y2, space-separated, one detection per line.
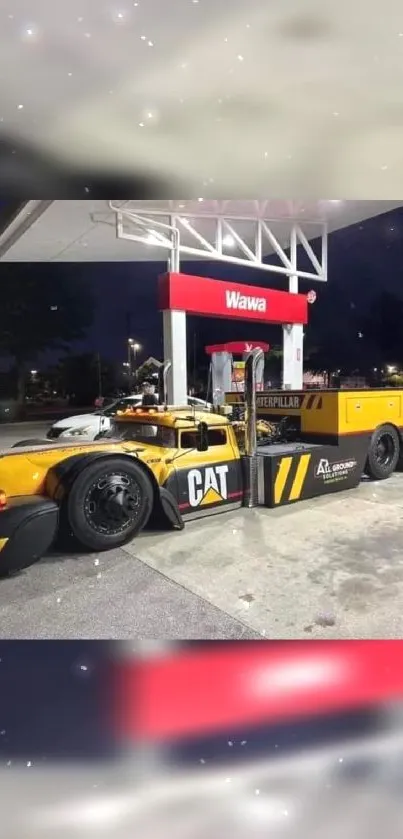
0 495 59 575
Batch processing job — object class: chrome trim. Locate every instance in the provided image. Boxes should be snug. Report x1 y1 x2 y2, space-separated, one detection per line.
181 501 242 521
158 360 172 406
257 455 266 505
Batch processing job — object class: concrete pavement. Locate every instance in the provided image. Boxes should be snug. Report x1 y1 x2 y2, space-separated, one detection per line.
128 475 403 639
0 421 51 446
0 544 260 639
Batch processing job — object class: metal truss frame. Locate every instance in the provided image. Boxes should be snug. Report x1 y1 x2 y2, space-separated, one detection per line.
108 201 328 284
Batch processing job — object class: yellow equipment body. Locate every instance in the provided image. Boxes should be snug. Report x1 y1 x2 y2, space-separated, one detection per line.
226 388 403 439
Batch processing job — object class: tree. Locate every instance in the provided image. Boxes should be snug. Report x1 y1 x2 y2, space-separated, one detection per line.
49 354 119 405
0 266 96 407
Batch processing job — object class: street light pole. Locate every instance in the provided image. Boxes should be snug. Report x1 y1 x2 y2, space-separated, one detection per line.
132 343 140 373
96 353 102 397
127 341 132 378
127 339 141 387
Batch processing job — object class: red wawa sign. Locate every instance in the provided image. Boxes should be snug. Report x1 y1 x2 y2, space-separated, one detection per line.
159 273 308 325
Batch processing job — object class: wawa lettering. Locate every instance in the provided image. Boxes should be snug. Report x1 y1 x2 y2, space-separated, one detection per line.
225 290 267 313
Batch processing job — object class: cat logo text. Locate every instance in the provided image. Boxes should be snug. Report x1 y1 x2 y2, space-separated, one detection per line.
187 465 229 508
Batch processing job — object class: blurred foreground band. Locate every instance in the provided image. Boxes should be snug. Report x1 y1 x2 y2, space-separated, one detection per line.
0 136 176 199
116 640 403 742
1 641 403 837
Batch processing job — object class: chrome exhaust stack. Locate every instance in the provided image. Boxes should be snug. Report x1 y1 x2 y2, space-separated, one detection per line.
158 360 172 406
242 347 264 508
244 348 264 456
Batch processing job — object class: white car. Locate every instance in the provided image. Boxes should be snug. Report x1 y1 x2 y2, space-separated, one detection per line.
46 395 212 441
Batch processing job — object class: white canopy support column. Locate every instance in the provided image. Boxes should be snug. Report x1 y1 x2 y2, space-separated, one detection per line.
163 310 187 405
210 351 233 406
163 217 188 404
282 222 328 389
282 225 303 390
282 323 303 390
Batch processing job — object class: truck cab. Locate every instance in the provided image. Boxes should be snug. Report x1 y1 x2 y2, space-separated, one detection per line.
108 405 244 519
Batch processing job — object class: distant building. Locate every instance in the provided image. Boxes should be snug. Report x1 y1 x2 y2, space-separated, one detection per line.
141 356 162 370
136 356 162 384
303 371 327 388
340 376 367 389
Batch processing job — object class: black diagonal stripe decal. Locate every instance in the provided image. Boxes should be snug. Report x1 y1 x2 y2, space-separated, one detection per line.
276 456 300 504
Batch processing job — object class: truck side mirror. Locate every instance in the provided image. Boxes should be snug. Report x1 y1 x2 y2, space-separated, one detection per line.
196 421 209 452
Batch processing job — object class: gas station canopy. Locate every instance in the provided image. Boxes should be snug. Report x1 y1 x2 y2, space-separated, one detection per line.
1 198 401 401
0 200 401 262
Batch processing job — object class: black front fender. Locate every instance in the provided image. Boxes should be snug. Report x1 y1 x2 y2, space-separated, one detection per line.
46 451 153 502
159 487 184 530
147 486 184 531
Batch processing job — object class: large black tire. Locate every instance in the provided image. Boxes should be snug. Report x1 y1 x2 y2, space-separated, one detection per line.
65 456 154 552
12 438 50 447
364 424 400 480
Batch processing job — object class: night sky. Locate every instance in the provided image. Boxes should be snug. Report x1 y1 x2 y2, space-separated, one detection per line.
0 641 116 761
2 206 403 368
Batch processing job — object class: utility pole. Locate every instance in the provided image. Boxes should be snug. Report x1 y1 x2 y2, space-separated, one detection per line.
127 341 132 378
126 312 132 379
96 353 102 396
193 331 197 394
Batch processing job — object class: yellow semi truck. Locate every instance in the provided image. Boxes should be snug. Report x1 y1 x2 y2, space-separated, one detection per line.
0 353 401 576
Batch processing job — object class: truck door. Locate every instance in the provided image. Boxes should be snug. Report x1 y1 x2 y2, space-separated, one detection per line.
174 426 243 516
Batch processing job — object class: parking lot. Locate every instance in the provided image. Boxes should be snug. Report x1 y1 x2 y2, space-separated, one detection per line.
1 422 403 639
0 421 50 448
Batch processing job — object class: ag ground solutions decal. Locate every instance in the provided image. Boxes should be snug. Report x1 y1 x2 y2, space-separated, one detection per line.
314 457 358 484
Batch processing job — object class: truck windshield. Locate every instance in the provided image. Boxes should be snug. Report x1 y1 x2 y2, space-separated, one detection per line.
102 421 176 448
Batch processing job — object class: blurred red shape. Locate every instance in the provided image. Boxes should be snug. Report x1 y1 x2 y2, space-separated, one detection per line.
115 641 403 742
